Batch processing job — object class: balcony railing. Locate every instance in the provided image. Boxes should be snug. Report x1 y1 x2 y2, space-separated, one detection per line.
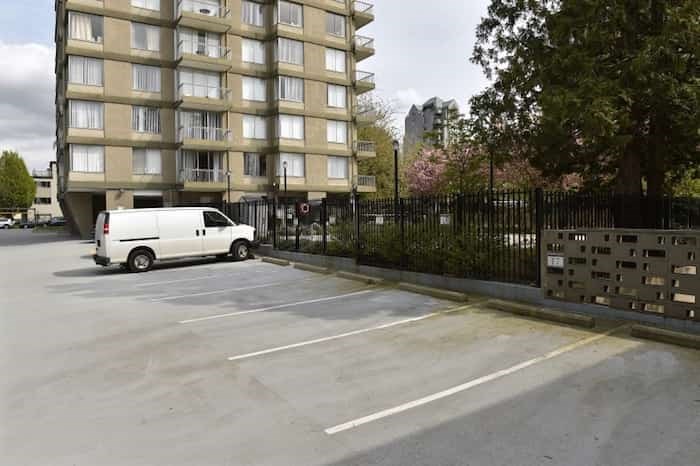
178 126 231 142
353 1 374 15
354 35 375 49
355 140 376 153
357 175 376 187
33 169 53 178
177 0 230 18
355 70 375 84
177 39 230 59
178 83 232 101
179 168 226 183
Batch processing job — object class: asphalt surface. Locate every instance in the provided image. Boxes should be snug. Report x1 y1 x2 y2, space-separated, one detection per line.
1 229 699 466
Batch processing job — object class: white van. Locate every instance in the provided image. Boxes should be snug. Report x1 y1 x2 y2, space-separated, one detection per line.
93 208 257 272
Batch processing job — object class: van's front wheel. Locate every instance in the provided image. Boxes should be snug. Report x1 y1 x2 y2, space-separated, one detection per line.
128 249 154 272
231 240 250 262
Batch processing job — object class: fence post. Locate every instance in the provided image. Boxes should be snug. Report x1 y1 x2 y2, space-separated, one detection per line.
321 198 328 255
535 188 544 288
353 190 361 260
272 197 277 249
295 203 300 251
400 198 406 270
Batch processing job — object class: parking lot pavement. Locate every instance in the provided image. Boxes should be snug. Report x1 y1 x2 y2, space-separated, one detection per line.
1 232 699 466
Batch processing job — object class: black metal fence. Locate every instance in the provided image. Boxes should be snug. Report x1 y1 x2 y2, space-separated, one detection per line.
211 191 699 287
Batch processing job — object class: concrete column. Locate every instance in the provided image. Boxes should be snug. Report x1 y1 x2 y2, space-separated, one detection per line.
106 190 133 210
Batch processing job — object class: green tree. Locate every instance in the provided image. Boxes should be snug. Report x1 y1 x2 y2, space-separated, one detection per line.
357 96 401 198
470 0 700 205
0 151 36 209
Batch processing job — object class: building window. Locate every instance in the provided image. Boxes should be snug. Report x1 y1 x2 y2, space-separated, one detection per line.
68 56 103 86
179 68 220 98
276 76 303 102
242 38 266 64
132 106 161 134
327 120 347 144
132 64 161 92
36 181 51 188
276 38 303 65
243 115 267 139
277 153 304 177
244 153 267 176
69 101 103 129
325 48 346 73
131 0 160 11
179 111 223 140
132 149 162 175
68 12 103 44
328 156 348 179
327 84 346 108
178 28 222 58
242 1 264 26
242 76 267 102
326 13 345 37
70 145 104 173
131 23 160 51
278 1 302 27
278 115 304 140
34 197 52 205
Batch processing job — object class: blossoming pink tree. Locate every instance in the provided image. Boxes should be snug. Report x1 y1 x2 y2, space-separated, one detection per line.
405 148 449 195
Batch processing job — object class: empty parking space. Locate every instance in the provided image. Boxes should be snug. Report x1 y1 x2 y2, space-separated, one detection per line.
2 232 699 466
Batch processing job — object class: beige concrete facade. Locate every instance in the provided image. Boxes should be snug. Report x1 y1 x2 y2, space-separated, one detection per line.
55 0 376 237
31 162 64 220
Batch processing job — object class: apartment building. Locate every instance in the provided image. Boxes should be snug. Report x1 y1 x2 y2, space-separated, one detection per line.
32 162 64 220
54 0 376 237
404 97 460 153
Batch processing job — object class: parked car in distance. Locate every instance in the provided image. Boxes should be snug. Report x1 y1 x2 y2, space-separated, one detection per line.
20 220 35 229
0 218 14 229
49 217 66 226
93 208 257 272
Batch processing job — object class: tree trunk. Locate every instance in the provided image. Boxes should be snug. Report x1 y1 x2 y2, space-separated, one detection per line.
615 148 643 228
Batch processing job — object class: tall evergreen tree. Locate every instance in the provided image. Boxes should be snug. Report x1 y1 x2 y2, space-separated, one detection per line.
0 150 36 209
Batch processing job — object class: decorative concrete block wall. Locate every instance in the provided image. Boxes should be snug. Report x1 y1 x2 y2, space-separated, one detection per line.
542 229 699 321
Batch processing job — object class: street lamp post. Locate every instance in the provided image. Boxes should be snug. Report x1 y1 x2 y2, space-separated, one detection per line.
226 170 232 205
283 160 288 241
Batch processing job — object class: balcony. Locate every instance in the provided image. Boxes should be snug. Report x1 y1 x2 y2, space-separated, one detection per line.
354 108 377 126
178 168 227 190
354 70 375 94
177 83 232 111
354 140 376 158
176 39 231 72
176 0 231 33
356 175 377 193
33 169 53 178
353 35 375 61
178 126 231 151
352 1 374 29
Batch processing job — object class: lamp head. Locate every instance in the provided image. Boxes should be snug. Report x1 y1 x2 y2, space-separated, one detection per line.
392 140 400 152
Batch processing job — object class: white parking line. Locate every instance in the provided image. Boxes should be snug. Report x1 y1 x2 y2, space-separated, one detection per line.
325 325 627 435
178 288 378 324
227 302 484 361
151 276 318 302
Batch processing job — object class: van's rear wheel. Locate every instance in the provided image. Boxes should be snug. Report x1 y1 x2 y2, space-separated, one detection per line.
128 249 154 273
231 240 250 261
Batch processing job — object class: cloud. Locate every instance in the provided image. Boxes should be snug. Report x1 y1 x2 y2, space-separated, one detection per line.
0 41 55 170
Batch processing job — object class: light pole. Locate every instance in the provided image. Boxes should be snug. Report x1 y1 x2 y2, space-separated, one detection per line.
226 170 232 204
393 140 400 215
283 160 288 241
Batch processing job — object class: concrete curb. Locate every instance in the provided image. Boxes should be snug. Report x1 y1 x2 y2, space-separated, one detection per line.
631 325 700 350
293 263 331 274
261 257 290 267
487 300 595 329
336 270 385 285
398 283 470 302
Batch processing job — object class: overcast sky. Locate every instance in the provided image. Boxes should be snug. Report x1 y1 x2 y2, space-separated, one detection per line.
0 0 491 170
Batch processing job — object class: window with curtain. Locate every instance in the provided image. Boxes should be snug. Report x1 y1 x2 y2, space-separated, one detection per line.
178 28 221 58
132 64 161 92
179 111 223 140
70 145 104 173
276 76 303 102
278 115 304 140
68 12 103 43
242 1 264 26
68 56 103 86
277 153 304 177
243 115 267 139
276 38 303 65
242 38 266 64
325 48 345 73
327 84 346 108
327 120 347 144
131 0 160 10
131 23 160 51
132 106 161 133
242 77 266 101
178 68 220 98
327 156 348 179
278 1 303 27
132 149 162 175
69 100 104 129
326 13 345 37
244 153 267 176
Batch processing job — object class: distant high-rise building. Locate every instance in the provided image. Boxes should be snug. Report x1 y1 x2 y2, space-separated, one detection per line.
404 97 460 152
